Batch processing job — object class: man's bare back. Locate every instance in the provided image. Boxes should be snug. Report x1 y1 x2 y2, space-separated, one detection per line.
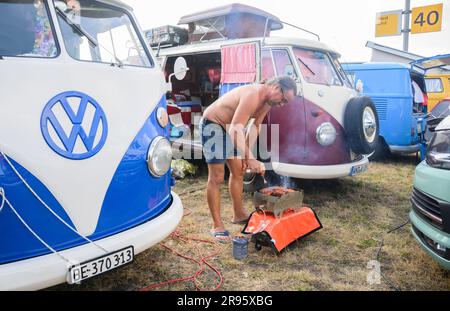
203 84 271 128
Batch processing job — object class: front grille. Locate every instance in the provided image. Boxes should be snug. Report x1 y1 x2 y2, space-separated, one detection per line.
412 225 450 260
372 98 387 120
411 188 443 230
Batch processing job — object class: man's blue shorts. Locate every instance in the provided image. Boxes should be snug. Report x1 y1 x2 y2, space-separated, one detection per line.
199 117 239 164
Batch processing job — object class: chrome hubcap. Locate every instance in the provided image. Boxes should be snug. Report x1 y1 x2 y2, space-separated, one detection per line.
363 107 377 143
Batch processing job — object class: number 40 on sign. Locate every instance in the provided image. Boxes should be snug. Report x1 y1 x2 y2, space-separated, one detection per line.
411 3 443 34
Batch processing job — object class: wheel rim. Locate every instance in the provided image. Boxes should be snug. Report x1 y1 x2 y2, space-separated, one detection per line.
363 107 377 143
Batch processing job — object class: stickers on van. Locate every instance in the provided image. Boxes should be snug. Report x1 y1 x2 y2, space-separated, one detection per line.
41 91 108 160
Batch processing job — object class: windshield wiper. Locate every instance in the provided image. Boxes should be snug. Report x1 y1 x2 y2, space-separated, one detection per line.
55 7 98 47
297 57 315 76
55 7 123 68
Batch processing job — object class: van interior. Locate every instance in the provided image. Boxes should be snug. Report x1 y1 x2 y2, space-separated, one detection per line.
410 72 428 114
164 52 223 148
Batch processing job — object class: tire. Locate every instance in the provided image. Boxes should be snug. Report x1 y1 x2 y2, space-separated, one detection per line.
368 136 390 161
344 96 379 155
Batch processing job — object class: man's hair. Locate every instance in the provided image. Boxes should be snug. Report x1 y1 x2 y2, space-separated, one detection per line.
264 76 297 95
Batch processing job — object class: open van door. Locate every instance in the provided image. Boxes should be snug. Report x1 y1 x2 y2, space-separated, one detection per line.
410 54 450 74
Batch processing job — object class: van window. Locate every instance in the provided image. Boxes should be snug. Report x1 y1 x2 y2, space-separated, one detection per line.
261 49 275 81
56 0 152 68
0 0 57 58
272 49 297 80
332 58 352 88
425 78 444 93
293 48 342 86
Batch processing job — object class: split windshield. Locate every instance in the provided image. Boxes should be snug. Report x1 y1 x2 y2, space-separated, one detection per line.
0 0 58 58
55 0 152 68
293 47 342 86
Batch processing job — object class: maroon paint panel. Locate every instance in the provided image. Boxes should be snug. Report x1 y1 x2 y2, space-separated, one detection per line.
266 97 351 166
302 99 351 165
266 96 307 164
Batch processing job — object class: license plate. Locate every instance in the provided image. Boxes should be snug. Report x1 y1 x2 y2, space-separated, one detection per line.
349 163 368 176
68 246 134 284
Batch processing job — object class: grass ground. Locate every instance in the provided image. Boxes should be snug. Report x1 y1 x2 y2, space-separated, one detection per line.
52 157 450 291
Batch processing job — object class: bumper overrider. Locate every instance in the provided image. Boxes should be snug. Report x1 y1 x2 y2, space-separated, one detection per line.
0 192 183 291
271 155 369 179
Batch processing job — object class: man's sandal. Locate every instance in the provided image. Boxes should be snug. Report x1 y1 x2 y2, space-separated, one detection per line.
209 229 231 243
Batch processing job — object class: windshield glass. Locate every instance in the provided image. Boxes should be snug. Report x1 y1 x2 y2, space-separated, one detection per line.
293 47 342 86
429 131 450 154
0 0 57 57
55 0 152 67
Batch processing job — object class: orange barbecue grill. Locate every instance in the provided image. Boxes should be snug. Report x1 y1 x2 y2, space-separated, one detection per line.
242 187 322 253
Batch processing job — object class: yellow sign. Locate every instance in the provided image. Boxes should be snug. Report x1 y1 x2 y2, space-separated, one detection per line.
411 3 443 34
375 10 402 37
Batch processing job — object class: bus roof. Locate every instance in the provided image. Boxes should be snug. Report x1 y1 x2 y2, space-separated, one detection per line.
342 62 414 72
156 36 341 58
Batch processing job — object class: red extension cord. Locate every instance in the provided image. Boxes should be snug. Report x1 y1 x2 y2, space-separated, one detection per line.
140 208 224 291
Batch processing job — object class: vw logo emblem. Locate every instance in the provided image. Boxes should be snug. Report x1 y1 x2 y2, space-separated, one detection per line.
41 91 108 160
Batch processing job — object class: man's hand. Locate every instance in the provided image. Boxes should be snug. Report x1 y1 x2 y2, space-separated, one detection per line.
66 0 80 12
246 159 265 176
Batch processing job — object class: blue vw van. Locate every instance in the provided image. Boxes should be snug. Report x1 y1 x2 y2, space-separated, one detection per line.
343 62 427 159
0 0 183 290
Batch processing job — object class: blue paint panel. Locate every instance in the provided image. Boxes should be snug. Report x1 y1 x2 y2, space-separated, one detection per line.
0 96 172 264
220 83 248 97
0 155 82 264
342 64 425 147
93 97 172 236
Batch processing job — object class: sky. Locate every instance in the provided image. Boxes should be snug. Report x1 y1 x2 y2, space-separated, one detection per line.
122 0 450 62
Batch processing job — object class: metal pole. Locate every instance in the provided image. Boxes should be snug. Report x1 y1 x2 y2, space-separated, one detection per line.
403 0 411 51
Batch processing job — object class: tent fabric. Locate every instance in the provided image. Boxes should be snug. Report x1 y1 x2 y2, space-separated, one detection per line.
221 43 257 84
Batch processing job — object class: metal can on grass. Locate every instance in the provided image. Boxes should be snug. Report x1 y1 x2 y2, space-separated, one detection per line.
232 236 249 260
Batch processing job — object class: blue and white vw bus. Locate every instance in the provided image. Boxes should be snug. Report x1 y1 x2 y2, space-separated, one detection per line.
0 0 183 290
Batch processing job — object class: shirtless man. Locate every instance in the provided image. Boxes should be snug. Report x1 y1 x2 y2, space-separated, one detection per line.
200 76 297 242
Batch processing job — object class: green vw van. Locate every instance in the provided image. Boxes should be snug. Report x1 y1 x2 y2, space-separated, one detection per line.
410 116 450 269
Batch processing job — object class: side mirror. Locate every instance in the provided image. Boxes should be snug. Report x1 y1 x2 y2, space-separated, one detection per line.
166 57 189 92
356 79 364 93
283 64 295 78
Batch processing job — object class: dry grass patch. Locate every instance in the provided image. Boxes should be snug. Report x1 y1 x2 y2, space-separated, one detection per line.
51 156 450 291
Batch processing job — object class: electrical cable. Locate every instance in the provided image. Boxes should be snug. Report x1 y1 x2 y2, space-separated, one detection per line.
140 229 224 291
3 195 72 263
0 187 5 213
375 220 410 291
0 150 109 254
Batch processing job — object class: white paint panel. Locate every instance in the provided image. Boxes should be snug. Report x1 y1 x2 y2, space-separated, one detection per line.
302 83 357 125
0 56 166 236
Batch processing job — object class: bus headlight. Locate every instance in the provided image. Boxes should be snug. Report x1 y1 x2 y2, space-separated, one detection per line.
147 136 172 177
316 122 337 146
156 107 169 128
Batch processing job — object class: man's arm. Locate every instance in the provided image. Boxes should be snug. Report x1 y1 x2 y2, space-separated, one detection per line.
246 108 269 150
227 90 259 161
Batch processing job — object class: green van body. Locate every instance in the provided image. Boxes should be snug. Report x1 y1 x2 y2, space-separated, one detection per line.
410 161 450 269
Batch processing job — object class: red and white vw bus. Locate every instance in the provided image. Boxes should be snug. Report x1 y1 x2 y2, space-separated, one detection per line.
146 3 378 190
